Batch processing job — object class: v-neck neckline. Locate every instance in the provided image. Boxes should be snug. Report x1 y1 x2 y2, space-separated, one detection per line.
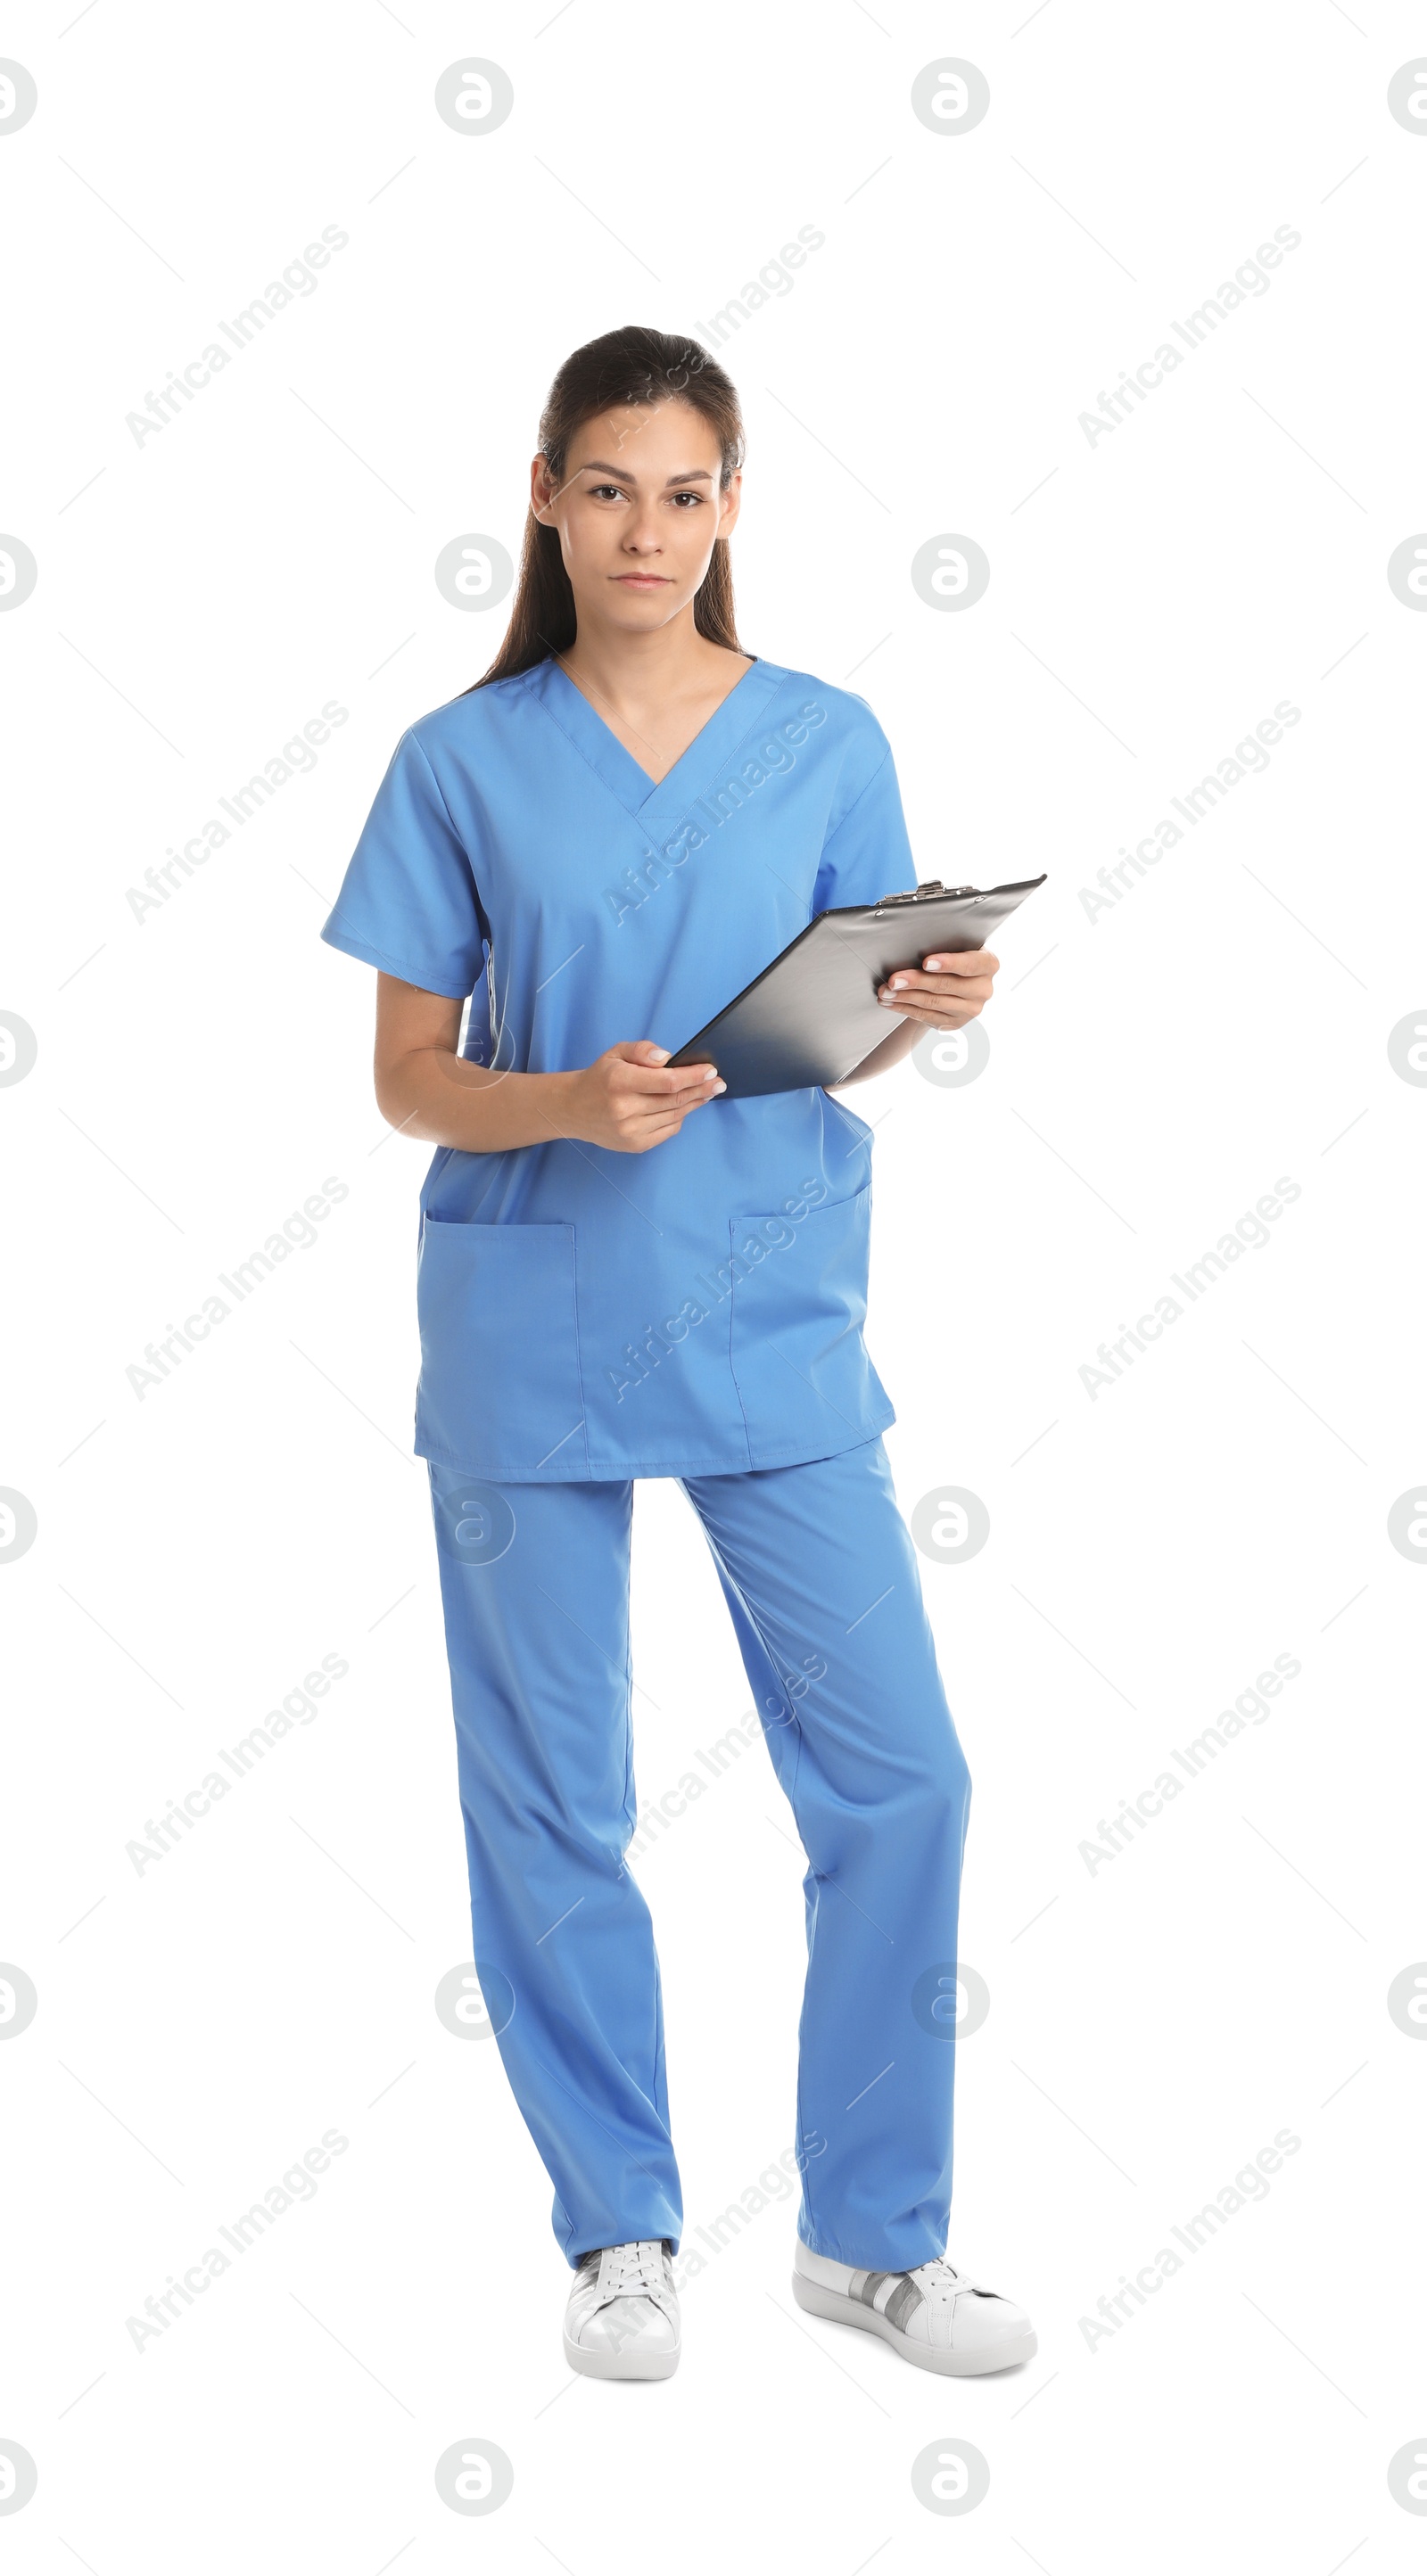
530 653 783 823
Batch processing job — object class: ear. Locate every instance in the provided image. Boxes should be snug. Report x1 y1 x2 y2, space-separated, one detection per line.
717 469 743 541
530 453 556 523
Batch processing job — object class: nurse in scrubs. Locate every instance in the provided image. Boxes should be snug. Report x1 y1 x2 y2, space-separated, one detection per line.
322 325 1035 2383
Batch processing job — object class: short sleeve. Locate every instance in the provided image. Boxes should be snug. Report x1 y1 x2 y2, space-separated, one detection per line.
320 731 486 1000
810 741 917 915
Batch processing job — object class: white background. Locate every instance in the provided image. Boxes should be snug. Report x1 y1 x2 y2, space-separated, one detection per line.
4 1 1426 2566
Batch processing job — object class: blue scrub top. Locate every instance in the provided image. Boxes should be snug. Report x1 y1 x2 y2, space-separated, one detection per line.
320 654 919 1480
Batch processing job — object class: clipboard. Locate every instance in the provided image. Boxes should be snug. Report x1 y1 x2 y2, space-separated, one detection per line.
666 876 1047 1099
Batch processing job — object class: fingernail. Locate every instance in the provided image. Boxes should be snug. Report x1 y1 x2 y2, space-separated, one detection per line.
889 976 908 989
713 1079 726 1093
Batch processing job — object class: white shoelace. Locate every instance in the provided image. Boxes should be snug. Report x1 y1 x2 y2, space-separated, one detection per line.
907 2256 979 2305
595 2240 668 2300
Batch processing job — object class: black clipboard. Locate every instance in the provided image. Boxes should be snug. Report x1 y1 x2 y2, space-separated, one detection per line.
666 876 1047 1099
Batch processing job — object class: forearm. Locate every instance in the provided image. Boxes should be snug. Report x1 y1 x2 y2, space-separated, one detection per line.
826 1015 922 1090
376 1047 582 1152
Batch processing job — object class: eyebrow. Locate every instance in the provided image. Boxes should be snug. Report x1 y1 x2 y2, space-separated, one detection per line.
574 461 714 487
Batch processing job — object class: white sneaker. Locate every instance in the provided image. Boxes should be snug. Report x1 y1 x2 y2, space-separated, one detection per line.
563 2240 681 2381
792 2237 1035 2375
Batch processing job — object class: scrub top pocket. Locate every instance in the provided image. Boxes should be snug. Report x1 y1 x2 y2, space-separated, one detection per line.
416 1216 589 1476
728 1185 894 1461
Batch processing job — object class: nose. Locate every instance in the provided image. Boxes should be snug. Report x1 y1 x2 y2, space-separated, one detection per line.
621 500 663 556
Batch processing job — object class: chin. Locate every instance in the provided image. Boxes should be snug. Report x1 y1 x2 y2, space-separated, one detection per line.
606 591 682 626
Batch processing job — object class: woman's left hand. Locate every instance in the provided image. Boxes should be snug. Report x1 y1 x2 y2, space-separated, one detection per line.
876 948 1000 1030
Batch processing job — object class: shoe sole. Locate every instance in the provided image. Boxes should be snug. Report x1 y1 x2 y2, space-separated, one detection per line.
564 2330 680 2383
791 2272 1036 2375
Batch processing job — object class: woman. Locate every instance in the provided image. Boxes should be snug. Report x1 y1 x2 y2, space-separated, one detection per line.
321 325 1035 2383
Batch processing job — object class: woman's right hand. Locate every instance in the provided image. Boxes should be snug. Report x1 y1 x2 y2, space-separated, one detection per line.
563 1041 725 1153
374 978 724 1158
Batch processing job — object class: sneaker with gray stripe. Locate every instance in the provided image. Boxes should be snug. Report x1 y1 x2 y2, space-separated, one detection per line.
792 2235 1035 2374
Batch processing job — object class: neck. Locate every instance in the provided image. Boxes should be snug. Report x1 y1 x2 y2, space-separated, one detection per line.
558 602 726 719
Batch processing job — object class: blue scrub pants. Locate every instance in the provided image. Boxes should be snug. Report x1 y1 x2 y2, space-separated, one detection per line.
428 1435 971 2276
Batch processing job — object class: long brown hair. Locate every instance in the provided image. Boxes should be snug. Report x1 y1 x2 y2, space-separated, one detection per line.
469 325 746 690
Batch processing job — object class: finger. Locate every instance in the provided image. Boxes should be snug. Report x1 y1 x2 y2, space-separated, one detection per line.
620 1082 723 1134
615 1061 723 1098
881 973 994 1004
659 1082 721 1113
880 994 985 1025
630 1114 696 1147
870 968 984 999
884 956 996 989
658 1070 725 1104
606 1040 672 1066
660 1058 721 1092
638 1081 724 1114
609 1041 717 1081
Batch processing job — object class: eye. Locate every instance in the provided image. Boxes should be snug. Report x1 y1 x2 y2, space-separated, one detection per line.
670 490 704 507
589 483 626 501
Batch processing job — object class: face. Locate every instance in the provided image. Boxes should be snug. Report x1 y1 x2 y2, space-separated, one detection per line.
531 399 741 638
